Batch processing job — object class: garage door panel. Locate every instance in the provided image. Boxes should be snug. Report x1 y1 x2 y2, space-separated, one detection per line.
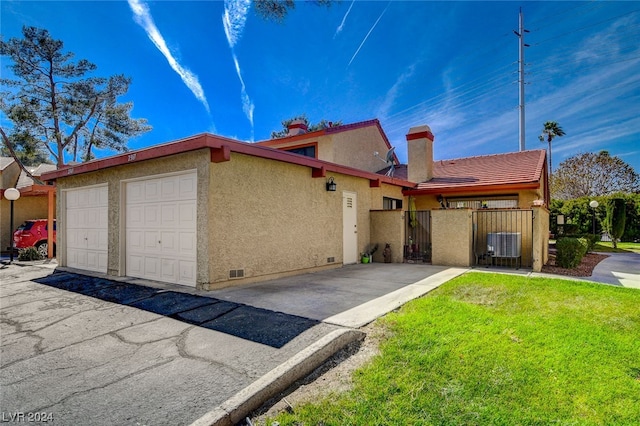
178 260 196 286
144 231 160 252
144 180 161 202
161 204 178 227
179 175 197 199
127 254 144 275
144 205 161 227
161 259 177 282
127 205 144 227
179 232 196 255
65 186 108 274
159 231 177 252
127 181 144 203
144 256 161 279
161 177 178 199
179 203 196 228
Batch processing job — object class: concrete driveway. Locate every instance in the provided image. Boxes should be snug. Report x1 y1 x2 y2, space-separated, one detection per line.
1 262 464 425
587 252 640 289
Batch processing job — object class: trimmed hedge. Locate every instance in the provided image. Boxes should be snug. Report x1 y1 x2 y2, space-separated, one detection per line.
556 237 588 269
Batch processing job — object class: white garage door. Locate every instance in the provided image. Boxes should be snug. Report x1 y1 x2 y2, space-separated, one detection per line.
65 185 109 273
125 171 197 286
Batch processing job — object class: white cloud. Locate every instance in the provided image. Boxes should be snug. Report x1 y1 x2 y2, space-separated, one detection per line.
128 0 210 113
335 0 355 37
233 54 255 128
222 0 255 129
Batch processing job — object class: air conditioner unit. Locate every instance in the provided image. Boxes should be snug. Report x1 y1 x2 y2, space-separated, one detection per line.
487 232 521 258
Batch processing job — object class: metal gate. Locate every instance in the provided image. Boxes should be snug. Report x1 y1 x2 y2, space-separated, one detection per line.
405 210 431 263
472 209 533 269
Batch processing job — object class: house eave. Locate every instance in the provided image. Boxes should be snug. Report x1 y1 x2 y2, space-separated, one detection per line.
41 133 415 189
403 182 541 196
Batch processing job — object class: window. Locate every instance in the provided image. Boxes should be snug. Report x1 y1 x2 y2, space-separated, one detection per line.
285 145 316 158
383 197 403 210
447 196 518 209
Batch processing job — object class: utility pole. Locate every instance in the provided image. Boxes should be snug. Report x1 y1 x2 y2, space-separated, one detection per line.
513 8 529 151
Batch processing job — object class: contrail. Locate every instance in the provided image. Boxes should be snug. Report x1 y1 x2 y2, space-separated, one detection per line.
128 0 210 113
348 3 389 67
223 0 255 129
335 0 356 37
223 0 251 48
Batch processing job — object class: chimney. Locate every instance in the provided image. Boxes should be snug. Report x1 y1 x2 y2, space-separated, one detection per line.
406 125 435 183
287 119 308 136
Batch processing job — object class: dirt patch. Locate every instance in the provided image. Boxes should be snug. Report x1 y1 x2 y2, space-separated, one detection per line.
541 252 609 277
249 322 389 425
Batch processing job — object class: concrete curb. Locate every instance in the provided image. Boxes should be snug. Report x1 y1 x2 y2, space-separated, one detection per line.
324 267 469 328
190 328 365 426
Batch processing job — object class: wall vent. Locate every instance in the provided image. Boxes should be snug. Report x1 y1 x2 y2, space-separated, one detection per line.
229 269 245 279
327 257 335 263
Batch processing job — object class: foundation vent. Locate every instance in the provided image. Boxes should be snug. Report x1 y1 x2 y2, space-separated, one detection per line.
229 269 245 279
327 257 335 263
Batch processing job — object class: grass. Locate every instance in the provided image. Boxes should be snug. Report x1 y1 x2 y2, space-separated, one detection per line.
593 242 640 254
269 273 640 426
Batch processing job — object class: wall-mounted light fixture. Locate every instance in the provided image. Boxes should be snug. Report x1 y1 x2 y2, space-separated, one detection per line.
326 177 337 192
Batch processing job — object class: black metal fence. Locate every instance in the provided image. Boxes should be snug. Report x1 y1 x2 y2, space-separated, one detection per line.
472 209 534 269
405 210 431 263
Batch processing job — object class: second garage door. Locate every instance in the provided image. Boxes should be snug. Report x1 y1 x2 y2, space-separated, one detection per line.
125 171 197 286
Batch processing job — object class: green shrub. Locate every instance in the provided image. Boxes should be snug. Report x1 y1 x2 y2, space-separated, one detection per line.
17 246 43 261
556 237 587 268
577 233 601 253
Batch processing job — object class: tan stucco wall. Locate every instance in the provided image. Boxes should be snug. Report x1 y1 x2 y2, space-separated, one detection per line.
0 196 53 254
431 209 473 267
55 149 211 286
370 210 404 263
331 126 395 173
207 153 403 288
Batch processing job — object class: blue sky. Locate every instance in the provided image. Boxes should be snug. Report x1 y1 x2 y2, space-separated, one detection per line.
2 1 639 174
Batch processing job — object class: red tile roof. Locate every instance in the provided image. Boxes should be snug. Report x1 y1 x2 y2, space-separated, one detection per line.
401 149 547 195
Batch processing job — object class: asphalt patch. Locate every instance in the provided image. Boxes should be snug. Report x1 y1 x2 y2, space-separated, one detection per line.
173 301 240 325
33 273 318 348
129 291 219 316
201 305 319 349
35 273 117 295
88 283 161 305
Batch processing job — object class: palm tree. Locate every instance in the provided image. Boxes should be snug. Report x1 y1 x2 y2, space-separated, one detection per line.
538 121 566 181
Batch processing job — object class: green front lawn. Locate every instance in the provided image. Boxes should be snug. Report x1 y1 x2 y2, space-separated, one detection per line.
594 242 640 254
270 273 640 425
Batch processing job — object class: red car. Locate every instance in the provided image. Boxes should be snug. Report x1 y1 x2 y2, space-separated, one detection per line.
13 219 56 257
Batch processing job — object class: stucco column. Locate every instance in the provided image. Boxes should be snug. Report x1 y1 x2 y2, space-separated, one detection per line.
532 206 550 272
406 125 435 184
431 209 473 267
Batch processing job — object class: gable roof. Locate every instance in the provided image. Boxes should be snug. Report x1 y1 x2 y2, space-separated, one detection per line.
256 119 400 165
1 156 15 170
17 163 57 188
403 150 547 195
